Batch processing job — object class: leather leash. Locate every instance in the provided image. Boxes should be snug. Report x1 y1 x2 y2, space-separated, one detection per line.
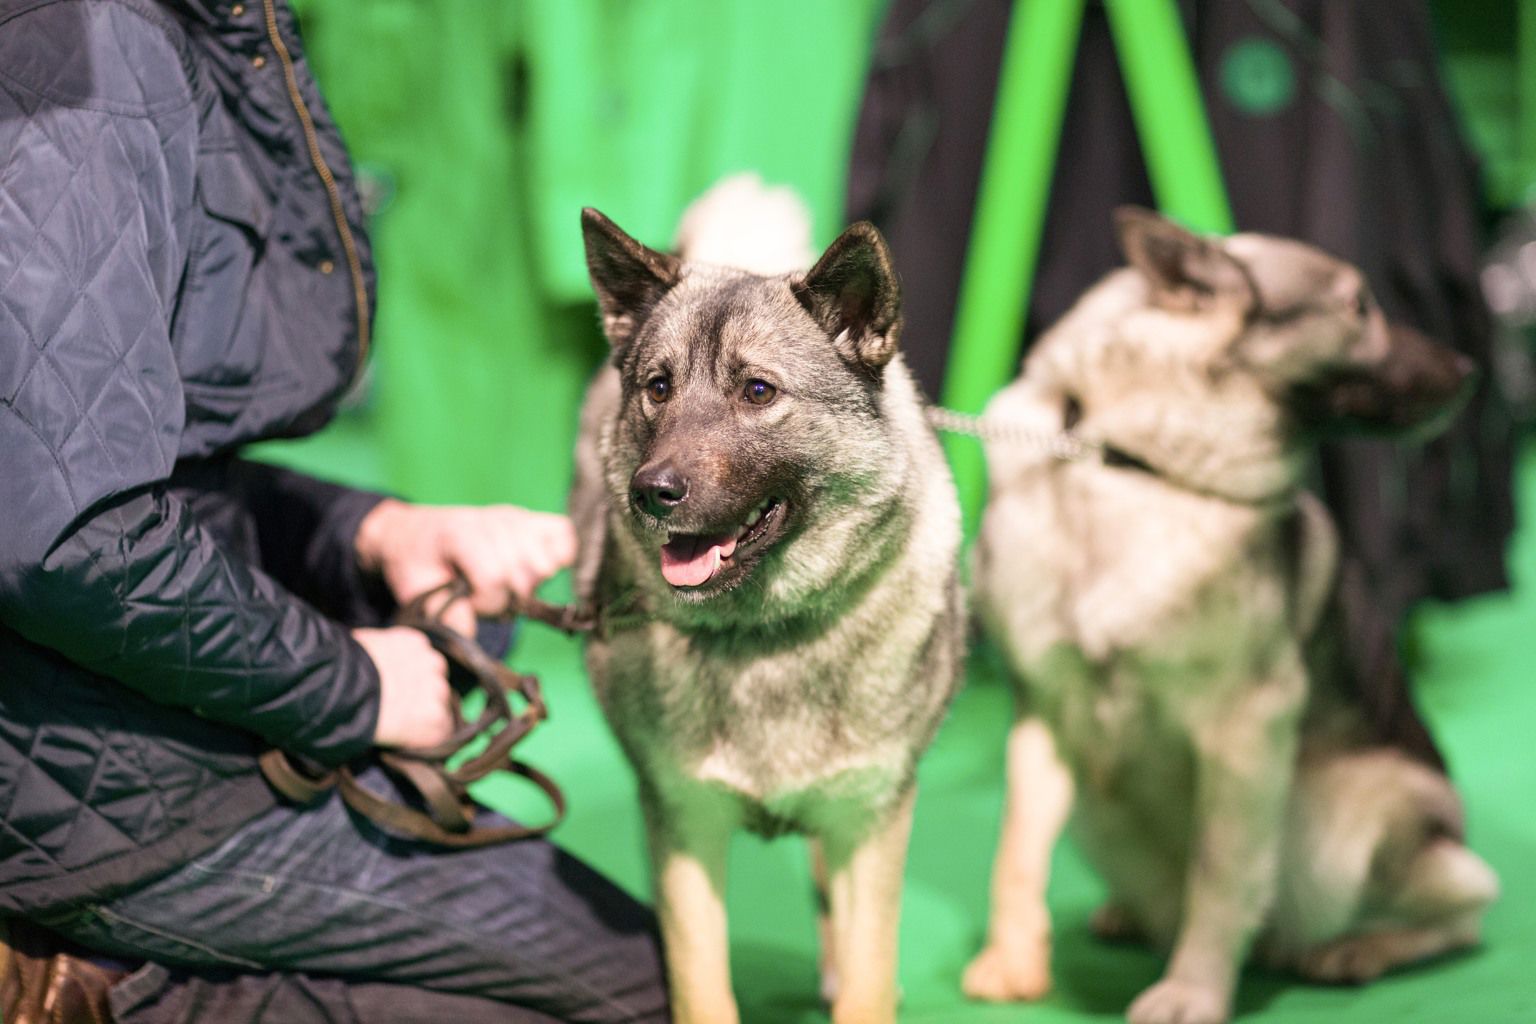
260 577 593 847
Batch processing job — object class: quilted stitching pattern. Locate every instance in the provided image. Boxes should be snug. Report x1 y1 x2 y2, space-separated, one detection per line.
0 0 380 906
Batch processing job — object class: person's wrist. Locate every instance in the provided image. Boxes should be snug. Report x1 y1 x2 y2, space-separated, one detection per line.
354 498 409 574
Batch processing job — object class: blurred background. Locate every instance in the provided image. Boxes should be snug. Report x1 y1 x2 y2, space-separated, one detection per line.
258 1 1536 1021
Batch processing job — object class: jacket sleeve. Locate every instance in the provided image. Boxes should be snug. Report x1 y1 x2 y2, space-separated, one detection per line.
0 2 378 765
225 459 398 628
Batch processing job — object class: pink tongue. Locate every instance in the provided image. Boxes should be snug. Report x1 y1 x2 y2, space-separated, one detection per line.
660 533 739 587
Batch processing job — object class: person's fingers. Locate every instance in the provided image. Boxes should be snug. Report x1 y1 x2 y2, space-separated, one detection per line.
480 531 534 603
456 551 511 617
415 638 451 686
391 564 476 636
388 560 456 606
510 510 576 572
541 514 578 571
506 564 539 604
439 599 478 639
503 512 576 597
459 516 536 605
445 523 521 621
358 626 456 750
407 684 456 751
370 505 579 629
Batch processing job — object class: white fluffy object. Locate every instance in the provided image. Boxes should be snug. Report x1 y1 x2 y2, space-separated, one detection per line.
673 172 816 276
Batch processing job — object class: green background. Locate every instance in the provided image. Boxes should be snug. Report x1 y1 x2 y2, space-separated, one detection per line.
252 2 1536 1021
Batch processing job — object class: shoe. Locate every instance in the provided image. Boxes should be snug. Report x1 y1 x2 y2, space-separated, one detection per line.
1 917 128 1024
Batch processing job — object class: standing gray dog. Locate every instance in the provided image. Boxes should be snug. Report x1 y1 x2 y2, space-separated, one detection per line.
570 179 963 1024
964 209 1498 1024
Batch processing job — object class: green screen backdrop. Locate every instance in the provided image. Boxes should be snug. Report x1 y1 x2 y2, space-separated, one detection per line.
244 3 1536 1022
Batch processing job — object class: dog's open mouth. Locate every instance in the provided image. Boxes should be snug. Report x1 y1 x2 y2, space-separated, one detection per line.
659 498 785 590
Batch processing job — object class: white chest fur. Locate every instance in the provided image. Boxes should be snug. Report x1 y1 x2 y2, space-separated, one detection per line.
588 560 958 829
978 420 1296 794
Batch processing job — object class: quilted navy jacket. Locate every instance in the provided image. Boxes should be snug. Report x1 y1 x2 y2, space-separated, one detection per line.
0 0 389 913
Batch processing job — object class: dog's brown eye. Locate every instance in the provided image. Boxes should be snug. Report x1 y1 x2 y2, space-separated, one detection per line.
646 377 671 403
743 379 777 405
1354 289 1371 320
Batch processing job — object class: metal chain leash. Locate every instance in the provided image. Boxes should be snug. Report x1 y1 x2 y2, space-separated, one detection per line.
925 405 1103 462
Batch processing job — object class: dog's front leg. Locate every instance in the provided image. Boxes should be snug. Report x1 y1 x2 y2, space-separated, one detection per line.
963 715 1074 1001
1129 676 1303 1024
820 787 916 1024
645 788 739 1024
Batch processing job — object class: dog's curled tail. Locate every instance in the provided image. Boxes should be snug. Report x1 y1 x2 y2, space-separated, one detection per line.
673 172 815 276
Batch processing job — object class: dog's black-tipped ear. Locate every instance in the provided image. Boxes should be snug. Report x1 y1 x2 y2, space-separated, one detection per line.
792 222 902 371
1115 206 1257 315
582 208 681 351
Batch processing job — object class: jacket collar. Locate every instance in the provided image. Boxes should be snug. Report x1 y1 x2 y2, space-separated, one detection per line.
157 0 266 27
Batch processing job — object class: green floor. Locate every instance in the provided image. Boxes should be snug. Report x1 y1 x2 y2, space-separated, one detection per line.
459 441 1536 1023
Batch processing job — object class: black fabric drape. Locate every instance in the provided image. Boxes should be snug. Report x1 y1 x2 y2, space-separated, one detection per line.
849 0 1516 620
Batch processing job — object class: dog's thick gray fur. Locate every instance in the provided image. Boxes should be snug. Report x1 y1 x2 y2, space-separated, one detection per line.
570 178 963 1024
964 209 1498 1024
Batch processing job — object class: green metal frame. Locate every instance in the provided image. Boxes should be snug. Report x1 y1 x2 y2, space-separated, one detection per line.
940 0 1235 535
1524 0 1536 200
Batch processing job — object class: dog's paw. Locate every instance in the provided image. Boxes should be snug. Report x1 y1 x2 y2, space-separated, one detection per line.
1127 979 1230 1024
823 971 905 1016
961 941 1052 1003
829 1001 898 1024
1295 936 1392 985
1091 903 1143 944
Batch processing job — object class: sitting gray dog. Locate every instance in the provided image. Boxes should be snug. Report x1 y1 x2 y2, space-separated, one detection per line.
965 209 1498 1024
570 180 963 1024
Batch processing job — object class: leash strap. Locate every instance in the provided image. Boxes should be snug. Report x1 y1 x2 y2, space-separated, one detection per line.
260 577 578 847
924 404 1101 461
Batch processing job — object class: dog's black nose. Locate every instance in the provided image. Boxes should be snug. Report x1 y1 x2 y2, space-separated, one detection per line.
631 464 689 518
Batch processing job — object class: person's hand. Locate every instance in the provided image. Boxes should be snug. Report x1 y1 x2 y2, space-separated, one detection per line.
354 626 455 750
354 499 577 636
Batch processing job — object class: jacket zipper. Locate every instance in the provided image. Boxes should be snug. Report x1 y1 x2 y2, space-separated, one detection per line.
261 0 371 380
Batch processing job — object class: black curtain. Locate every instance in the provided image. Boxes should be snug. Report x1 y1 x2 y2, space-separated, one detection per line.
849 0 1516 623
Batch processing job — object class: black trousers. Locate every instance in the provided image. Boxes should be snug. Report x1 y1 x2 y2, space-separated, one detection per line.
38 767 669 1024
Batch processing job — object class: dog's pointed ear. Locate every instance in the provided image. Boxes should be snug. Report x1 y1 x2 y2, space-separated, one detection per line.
582 208 681 351
1115 206 1257 315
792 222 902 371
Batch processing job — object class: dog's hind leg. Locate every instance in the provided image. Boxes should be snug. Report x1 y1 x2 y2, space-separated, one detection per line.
963 716 1074 1002
1296 913 1483 984
1388 836 1499 923
1277 750 1497 984
645 788 741 1024
1295 837 1497 984
820 787 916 1024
